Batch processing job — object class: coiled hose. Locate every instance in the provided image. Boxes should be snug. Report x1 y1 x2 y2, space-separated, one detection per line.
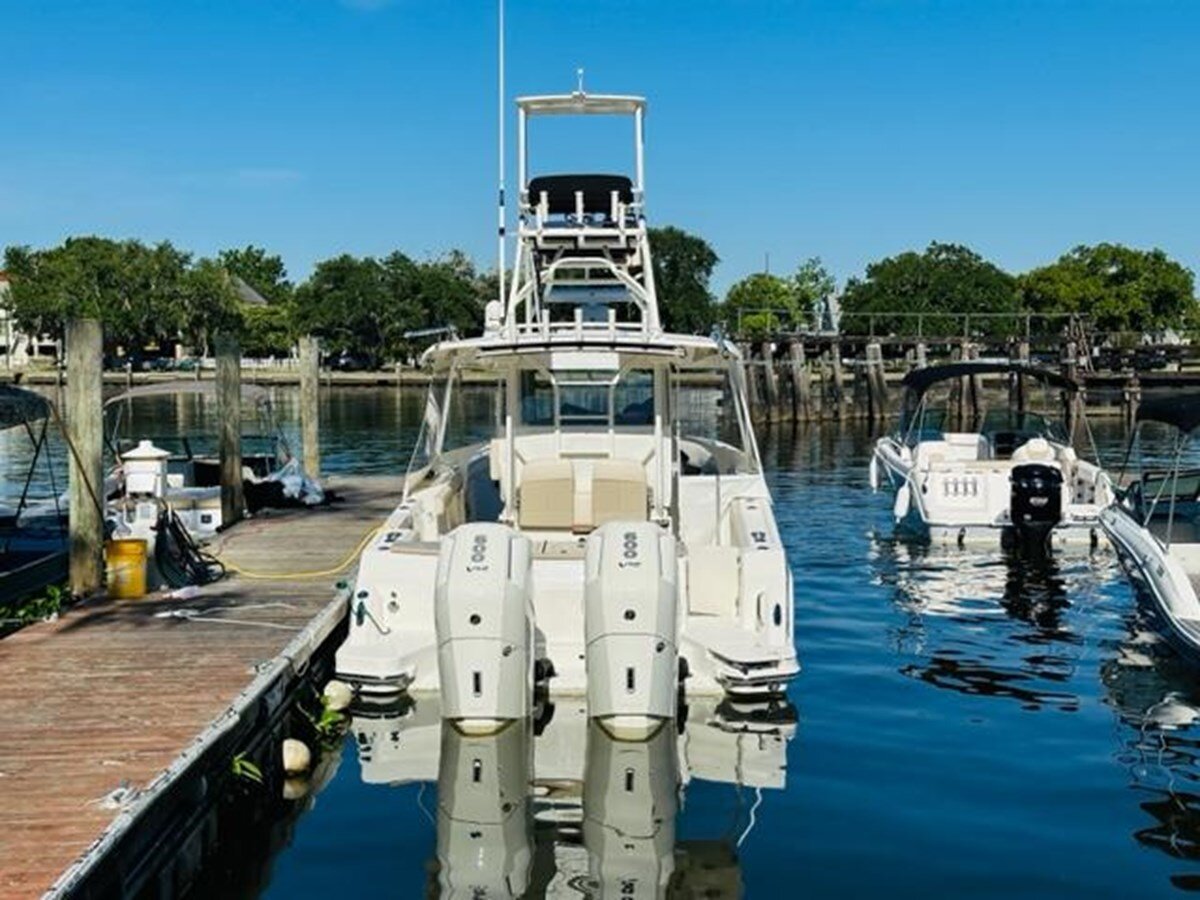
154 506 226 588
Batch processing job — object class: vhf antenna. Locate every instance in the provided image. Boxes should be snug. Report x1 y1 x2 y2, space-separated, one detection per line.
496 0 507 309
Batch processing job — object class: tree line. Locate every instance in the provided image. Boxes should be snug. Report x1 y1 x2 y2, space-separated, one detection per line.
3 232 1196 363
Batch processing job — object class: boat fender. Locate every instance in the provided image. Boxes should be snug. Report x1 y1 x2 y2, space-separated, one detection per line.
322 679 353 712
893 484 911 522
282 738 312 775
869 456 880 492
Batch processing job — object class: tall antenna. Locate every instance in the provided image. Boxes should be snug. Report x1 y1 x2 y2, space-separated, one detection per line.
496 0 507 307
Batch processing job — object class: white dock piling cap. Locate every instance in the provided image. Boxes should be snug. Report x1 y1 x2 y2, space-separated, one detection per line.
120 439 171 461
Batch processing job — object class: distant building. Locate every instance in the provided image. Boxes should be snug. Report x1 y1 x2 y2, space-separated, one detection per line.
0 272 58 368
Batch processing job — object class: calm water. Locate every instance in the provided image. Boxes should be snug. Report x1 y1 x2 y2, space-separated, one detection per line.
8 388 1200 896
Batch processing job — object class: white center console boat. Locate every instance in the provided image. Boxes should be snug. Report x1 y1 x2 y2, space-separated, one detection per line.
336 89 799 737
871 360 1113 549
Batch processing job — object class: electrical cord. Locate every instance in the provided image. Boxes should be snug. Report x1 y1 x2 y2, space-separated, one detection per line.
212 524 381 581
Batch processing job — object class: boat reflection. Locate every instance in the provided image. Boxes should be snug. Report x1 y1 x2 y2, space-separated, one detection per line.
349 695 795 898
1104 622 1200 889
877 538 1116 711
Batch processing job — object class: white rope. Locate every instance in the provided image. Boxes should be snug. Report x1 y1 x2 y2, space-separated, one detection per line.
153 602 301 631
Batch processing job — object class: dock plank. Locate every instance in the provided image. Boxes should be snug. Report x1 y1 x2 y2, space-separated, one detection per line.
0 474 400 899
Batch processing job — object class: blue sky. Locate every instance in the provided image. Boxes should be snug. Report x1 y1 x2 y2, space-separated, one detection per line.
2 0 1197 293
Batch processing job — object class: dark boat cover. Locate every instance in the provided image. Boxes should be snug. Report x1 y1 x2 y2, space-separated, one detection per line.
0 385 52 430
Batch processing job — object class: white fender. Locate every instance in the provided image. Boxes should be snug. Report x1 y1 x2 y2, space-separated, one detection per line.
869 454 880 492
893 483 911 523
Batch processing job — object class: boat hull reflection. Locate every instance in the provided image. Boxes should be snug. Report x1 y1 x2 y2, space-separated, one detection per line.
349 693 795 898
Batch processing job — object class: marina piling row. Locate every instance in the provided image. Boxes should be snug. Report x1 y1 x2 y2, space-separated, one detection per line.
740 335 1153 426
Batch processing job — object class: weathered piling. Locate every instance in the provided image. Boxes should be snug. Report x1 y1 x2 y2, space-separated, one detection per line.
299 335 321 478
829 341 847 420
865 341 888 422
788 340 812 421
65 318 104 596
742 343 764 420
215 334 245 527
760 341 781 423
1123 372 1141 426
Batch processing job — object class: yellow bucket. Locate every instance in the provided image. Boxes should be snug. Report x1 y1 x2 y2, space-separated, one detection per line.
106 538 148 600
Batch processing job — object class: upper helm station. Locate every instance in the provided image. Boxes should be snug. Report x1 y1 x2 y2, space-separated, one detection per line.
416 89 763 533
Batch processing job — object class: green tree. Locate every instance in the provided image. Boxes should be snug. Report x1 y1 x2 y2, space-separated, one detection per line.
1019 243 1197 335
723 273 798 338
293 254 392 362
648 226 719 333
841 242 1019 336
791 257 835 326
217 245 293 305
2 237 238 353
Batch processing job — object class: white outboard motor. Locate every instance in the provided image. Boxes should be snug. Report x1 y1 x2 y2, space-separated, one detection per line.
584 521 679 739
583 719 678 899
436 720 532 899
435 523 534 734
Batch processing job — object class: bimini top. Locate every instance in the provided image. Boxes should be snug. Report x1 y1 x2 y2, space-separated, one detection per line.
902 360 1078 397
0 384 52 430
1136 392 1200 434
104 380 273 409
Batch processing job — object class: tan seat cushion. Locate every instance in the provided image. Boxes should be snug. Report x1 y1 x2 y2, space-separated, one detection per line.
518 460 575 529
591 458 648 526
688 546 741 617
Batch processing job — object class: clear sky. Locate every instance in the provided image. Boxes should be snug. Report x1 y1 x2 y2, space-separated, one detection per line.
2 0 1197 294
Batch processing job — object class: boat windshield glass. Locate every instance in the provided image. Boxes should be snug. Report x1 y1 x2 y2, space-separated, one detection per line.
674 367 757 475
520 368 654 428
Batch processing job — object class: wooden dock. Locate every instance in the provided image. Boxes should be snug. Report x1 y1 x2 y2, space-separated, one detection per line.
0 474 401 899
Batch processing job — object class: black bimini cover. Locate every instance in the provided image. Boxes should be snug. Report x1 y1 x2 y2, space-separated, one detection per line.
1136 392 1200 434
0 384 51 430
901 361 1078 397
527 174 634 216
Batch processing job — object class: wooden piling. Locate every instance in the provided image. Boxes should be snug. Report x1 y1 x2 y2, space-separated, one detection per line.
742 343 764 421
829 341 847 420
298 335 321 478
215 334 245 527
865 341 888 422
65 318 104 597
760 341 781 423
915 342 928 369
788 341 812 421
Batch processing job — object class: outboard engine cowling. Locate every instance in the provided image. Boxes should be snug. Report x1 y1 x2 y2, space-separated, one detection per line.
1009 463 1063 544
584 522 679 739
435 523 533 733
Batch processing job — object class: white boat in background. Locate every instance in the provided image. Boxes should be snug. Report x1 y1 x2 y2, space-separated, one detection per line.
870 360 1113 548
336 88 798 737
1102 393 1200 660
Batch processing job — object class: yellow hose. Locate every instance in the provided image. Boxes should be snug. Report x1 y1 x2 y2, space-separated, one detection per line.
215 525 383 581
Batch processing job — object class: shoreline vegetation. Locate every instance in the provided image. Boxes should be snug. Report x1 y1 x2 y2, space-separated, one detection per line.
2 235 1197 370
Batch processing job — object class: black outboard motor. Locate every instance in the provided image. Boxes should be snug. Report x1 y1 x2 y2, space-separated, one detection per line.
1009 463 1063 547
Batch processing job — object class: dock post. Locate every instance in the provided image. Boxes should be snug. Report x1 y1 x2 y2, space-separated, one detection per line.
742 343 764 422
965 342 981 425
1123 372 1141 428
866 341 888 422
65 318 105 597
1063 339 1079 437
830 340 847 420
789 341 811 421
215 333 245 527
761 340 780 423
915 342 928 369
299 334 321 478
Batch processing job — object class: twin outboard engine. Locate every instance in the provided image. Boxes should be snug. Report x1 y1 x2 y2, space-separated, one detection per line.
584 522 679 739
1009 463 1064 545
435 523 534 734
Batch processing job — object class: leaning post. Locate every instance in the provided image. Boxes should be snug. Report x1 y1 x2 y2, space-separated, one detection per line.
299 334 321 478
66 318 105 596
215 333 245 527
760 340 780 423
